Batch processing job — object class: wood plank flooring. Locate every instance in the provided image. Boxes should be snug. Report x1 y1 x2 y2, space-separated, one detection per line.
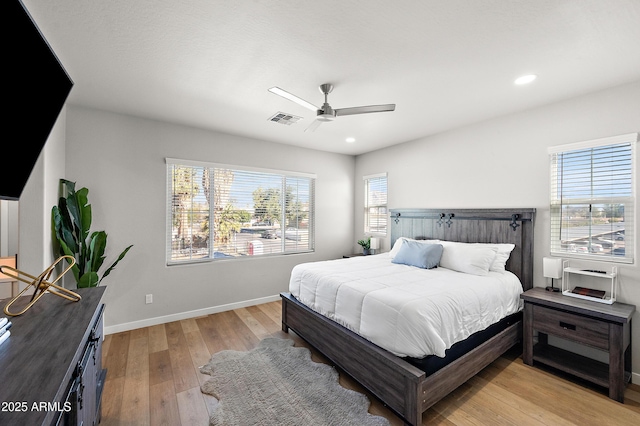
101 300 640 425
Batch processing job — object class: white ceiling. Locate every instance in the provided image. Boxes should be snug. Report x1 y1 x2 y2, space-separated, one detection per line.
22 0 640 155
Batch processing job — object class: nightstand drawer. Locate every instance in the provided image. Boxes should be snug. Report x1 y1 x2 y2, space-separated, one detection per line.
532 305 609 350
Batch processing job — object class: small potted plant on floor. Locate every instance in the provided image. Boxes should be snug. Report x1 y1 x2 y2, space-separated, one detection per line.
357 237 371 255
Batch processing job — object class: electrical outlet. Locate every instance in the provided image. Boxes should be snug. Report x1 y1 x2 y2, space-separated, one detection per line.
145 294 153 304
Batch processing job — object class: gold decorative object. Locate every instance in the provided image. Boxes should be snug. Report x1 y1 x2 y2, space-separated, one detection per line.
1 255 81 316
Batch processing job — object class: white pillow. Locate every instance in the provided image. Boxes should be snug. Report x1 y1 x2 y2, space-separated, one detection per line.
388 237 408 258
389 237 440 259
485 243 515 273
439 241 498 276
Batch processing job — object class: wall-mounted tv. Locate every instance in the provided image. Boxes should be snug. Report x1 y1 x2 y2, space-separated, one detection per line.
1 0 73 200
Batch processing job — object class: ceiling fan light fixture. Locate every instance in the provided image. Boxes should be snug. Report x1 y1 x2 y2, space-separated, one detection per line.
514 74 537 85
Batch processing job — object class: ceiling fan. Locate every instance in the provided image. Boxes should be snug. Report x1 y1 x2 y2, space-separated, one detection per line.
268 83 395 132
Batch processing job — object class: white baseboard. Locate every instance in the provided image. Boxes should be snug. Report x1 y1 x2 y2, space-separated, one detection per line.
104 294 281 335
632 371 640 385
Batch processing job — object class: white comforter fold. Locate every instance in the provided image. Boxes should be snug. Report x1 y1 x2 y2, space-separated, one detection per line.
289 254 523 358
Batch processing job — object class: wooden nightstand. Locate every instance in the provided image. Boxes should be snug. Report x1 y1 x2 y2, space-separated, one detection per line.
521 287 635 402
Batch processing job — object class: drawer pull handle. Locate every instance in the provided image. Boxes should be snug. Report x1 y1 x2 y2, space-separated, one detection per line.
559 321 576 331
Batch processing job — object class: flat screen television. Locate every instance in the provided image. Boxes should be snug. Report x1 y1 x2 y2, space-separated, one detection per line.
1 0 74 200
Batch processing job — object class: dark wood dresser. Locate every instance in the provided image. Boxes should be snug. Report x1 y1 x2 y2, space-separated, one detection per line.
0 287 106 425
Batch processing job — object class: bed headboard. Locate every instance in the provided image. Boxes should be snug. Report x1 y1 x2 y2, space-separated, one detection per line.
390 208 535 290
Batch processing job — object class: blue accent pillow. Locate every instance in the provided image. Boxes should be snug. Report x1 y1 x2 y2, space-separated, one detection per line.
391 240 443 269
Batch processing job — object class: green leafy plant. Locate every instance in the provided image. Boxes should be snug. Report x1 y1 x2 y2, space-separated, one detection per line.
357 237 371 250
52 179 133 288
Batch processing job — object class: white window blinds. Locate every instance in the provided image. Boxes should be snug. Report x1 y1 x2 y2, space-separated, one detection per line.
166 159 315 264
549 133 636 263
364 173 388 235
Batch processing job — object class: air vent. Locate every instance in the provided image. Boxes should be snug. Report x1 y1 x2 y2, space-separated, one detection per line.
268 112 302 125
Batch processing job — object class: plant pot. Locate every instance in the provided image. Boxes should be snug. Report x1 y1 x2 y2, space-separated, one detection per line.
362 249 370 255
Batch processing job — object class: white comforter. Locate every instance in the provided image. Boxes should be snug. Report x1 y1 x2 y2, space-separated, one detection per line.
289 254 523 358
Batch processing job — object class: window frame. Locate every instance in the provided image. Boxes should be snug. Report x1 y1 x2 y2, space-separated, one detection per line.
548 133 637 264
166 158 316 265
363 172 388 236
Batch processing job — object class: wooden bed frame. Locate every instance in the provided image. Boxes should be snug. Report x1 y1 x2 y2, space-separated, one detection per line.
281 208 535 425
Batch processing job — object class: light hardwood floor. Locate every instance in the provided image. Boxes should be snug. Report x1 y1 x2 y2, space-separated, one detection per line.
101 300 640 425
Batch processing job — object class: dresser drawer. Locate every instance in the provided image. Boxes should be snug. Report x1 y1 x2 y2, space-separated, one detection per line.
532 305 609 350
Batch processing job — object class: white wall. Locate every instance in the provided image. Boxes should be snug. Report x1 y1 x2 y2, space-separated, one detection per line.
3 108 65 299
355 80 640 381
15 107 67 295
64 106 355 332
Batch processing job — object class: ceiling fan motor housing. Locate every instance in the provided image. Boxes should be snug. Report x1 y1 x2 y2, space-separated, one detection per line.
317 83 336 120
318 103 336 121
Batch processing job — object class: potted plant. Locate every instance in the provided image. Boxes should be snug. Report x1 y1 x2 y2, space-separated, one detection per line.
52 179 133 288
357 237 371 255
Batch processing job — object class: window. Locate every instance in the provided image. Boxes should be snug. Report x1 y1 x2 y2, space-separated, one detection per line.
364 173 388 235
549 133 637 263
166 158 315 264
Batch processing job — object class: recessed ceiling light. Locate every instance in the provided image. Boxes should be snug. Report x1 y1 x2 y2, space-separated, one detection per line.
346 137 356 143
514 74 537 85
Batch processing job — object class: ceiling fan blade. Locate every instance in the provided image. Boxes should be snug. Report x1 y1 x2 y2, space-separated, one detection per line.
268 87 319 112
334 104 396 116
304 119 323 132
